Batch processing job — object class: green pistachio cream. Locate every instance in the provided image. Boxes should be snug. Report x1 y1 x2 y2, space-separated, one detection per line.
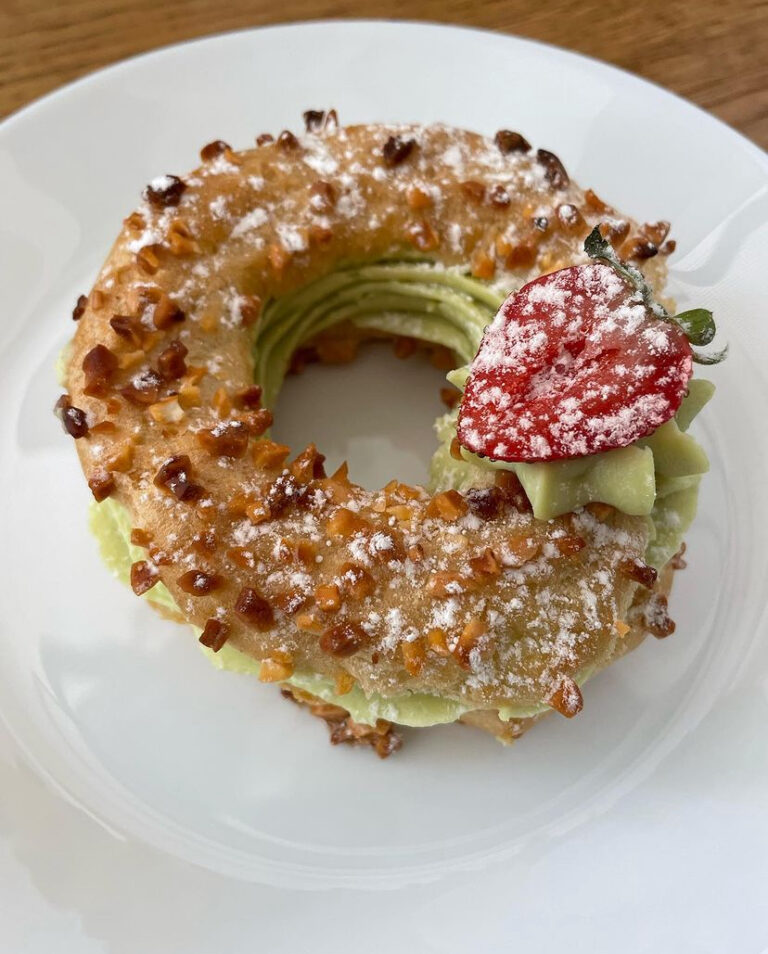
90 260 713 728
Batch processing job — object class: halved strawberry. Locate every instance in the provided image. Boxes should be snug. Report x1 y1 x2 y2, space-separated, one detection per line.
457 261 694 462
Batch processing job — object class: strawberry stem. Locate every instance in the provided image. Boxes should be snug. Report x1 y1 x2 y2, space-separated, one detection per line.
584 227 725 365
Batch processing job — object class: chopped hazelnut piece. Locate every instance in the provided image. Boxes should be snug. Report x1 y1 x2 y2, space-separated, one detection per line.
153 455 202 501
88 469 115 502
277 130 300 150
426 489 468 521
252 439 290 470
401 638 426 676
120 368 163 405
303 109 326 132
454 619 486 669
259 653 295 682
157 340 188 381
319 621 365 657
199 618 229 652
551 535 586 557
326 507 369 539
143 175 186 208
494 129 531 154
54 395 89 438
334 671 355 695
82 345 118 397
536 149 569 189
177 570 222 596
547 675 583 718
315 583 342 611
197 421 249 458
200 139 230 162
152 295 185 329
72 294 87 321
465 486 502 520
130 560 158 595
620 557 658 589
382 135 416 167
469 547 501 579
131 528 152 547
338 562 374 600
109 315 145 349
234 587 274 629
427 627 450 655
291 443 326 482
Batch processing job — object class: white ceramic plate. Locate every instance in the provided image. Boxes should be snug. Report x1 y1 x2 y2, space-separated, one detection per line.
2 20 767 953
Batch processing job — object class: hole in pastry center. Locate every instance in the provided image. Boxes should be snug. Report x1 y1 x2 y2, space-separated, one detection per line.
273 339 453 489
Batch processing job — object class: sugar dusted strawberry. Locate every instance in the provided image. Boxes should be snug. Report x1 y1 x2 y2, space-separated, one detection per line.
457 229 724 463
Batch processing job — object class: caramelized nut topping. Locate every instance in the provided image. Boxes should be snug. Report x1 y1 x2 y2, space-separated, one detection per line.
241 407 273 437
130 528 152 547
315 582 342 611
488 183 511 207
88 469 115 502
556 203 585 232
143 175 186 208
494 129 531 154
234 587 274 629
303 109 326 131
259 653 295 682
55 395 89 438
319 621 364 657
548 675 583 718
308 179 336 212
469 547 501 578
600 219 630 243
382 135 416 167
72 294 88 321
644 593 676 638
191 528 217 553
120 368 163 405
130 560 158 595
620 557 658 589
494 471 532 512
233 385 263 409
277 130 300 150
238 295 262 327
177 570 223 596
252 439 290 470
152 295 186 330
326 507 369 539
407 219 439 251
426 489 468 522
157 340 188 381
623 237 658 260
199 618 229 652
584 189 611 214
82 345 118 397
136 244 162 275
200 140 230 162
338 562 375 600
454 619 486 669
197 420 250 458
401 638 426 676
427 627 450 655
255 133 274 146
552 535 586 556
466 486 503 521
290 443 326 482
109 315 145 348
532 215 550 232
536 148 569 189
154 454 202 501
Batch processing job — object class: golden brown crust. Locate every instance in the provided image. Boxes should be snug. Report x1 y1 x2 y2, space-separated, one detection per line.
62 117 674 717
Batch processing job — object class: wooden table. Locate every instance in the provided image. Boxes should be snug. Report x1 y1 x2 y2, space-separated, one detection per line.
2 0 766 149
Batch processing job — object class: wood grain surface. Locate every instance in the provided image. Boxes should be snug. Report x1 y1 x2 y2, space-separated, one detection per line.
1 0 766 148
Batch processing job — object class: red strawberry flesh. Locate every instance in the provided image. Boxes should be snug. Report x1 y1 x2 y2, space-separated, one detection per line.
457 262 693 462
